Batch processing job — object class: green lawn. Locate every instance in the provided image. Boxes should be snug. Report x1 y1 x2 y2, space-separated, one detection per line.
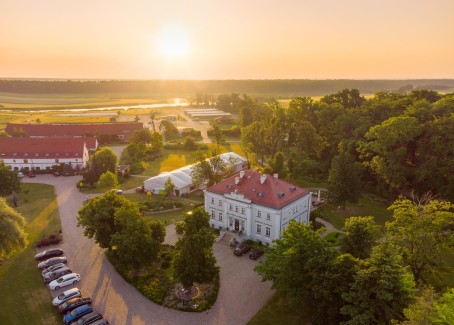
0 184 61 325
248 293 312 325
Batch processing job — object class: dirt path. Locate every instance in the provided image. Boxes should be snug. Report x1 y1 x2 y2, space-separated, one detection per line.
25 175 273 325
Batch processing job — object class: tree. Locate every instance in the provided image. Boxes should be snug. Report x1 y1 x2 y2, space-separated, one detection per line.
255 221 335 305
93 147 117 179
173 208 218 288
77 191 128 250
0 198 27 258
97 170 119 192
110 203 162 269
264 151 287 178
0 161 21 196
341 242 415 324
164 176 175 197
340 216 382 259
184 136 196 150
386 195 454 283
401 286 438 325
241 121 267 165
430 288 454 324
130 128 152 144
190 149 227 188
328 151 362 209
209 119 225 150
149 131 163 152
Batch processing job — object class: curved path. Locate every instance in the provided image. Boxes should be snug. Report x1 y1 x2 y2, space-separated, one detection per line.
26 175 273 325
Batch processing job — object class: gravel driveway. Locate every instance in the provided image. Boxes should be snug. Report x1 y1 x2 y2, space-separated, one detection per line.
26 175 273 325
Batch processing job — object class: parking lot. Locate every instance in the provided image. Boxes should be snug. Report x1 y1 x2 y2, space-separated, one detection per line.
26 175 273 325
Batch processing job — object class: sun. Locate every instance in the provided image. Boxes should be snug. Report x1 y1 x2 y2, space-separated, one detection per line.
157 26 190 59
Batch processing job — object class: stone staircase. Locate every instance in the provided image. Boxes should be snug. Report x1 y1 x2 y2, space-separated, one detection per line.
218 232 236 245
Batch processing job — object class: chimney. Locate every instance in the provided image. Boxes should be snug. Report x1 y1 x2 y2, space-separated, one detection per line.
235 177 240 185
260 174 267 184
239 170 245 179
273 173 278 179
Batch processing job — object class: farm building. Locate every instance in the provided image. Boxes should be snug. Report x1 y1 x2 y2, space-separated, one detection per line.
143 152 247 196
5 122 143 142
0 137 89 172
184 108 232 120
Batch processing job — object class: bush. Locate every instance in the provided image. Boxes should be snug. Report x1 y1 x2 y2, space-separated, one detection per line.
175 221 185 234
161 260 171 269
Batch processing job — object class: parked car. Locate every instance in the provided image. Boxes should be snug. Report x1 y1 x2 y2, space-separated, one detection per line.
38 256 67 270
35 248 64 261
42 263 67 277
114 189 123 194
28 172 36 177
53 171 61 176
53 288 82 306
70 311 103 325
63 304 93 324
35 234 62 248
89 319 109 325
58 297 92 314
234 243 252 256
17 172 24 178
43 267 72 283
249 248 265 260
49 273 81 290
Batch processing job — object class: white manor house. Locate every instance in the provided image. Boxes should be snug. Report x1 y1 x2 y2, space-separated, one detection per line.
204 170 312 244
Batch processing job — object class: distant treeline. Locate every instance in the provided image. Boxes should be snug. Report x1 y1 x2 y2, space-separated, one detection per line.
1 79 454 97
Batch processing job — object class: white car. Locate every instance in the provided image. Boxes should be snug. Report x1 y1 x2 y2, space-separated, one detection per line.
17 172 24 178
48 273 81 290
52 288 82 306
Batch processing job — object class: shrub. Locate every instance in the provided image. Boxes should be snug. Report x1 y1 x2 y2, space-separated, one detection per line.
161 260 171 269
175 221 185 234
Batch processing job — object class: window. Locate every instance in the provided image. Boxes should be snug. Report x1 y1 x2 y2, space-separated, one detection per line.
256 224 262 234
219 212 223 222
235 206 238 212
24 153 29 157
218 200 222 206
55 159 59 163
229 204 232 211
265 226 271 237
211 211 215 219
34 153 39 157
241 207 245 214
45 153 50 157
257 210 261 218
266 213 271 220
211 198 214 204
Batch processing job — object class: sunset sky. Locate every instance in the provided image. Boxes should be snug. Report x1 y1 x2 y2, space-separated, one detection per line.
1 0 453 80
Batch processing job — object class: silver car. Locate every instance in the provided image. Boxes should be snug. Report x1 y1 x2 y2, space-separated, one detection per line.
42 263 67 277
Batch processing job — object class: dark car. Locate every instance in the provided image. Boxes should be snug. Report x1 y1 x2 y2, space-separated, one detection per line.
234 243 252 256
249 248 265 260
135 186 145 193
28 172 36 177
70 311 103 325
38 256 67 270
44 267 72 283
63 304 93 324
58 297 92 314
35 248 64 261
89 319 109 325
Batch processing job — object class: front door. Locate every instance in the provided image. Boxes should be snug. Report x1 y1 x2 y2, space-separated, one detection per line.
234 219 239 231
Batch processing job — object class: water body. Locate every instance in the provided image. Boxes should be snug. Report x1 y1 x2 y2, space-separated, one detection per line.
1 102 188 113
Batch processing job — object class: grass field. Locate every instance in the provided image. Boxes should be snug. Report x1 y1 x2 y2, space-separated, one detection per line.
0 184 61 325
247 293 311 325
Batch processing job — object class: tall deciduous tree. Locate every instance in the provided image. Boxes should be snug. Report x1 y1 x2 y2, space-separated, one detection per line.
209 119 225 150
130 128 152 144
340 216 382 259
110 203 162 269
173 208 218 288
0 197 27 258
93 147 117 179
328 151 362 209
77 191 127 250
341 242 415 324
98 170 119 192
164 176 175 197
0 161 21 196
264 151 287 178
386 195 454 283
255 221 335 305
190 149 227 188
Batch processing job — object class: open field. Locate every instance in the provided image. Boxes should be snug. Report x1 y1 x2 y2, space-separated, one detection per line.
0 184 61 325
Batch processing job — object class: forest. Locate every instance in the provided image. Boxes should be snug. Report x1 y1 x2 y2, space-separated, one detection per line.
1 79 454 97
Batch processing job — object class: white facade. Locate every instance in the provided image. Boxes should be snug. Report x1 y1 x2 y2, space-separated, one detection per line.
204 189 311 244
3 153 88 172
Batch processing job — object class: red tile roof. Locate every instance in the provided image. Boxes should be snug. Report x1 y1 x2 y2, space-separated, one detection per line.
206 170 310 209
5 122 143 139
0 137 87 159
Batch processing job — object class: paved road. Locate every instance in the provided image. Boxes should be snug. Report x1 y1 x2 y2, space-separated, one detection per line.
27 175 273 325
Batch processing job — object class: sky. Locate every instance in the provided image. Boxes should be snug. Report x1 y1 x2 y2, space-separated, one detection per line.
1 0 453 80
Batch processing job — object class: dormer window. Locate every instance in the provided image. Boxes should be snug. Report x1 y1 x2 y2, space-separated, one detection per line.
24 153 29 157
45 153 50 157
34 153 39 157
